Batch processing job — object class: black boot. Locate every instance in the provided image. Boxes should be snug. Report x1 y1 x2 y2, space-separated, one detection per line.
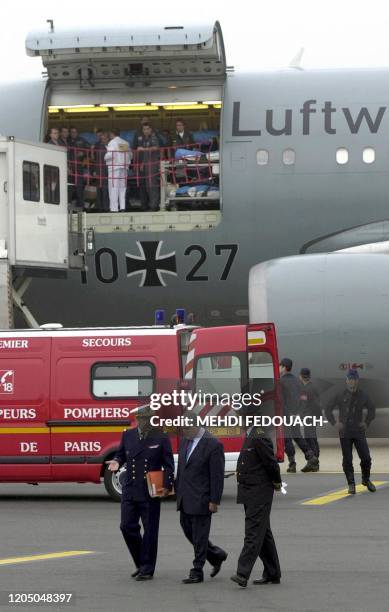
362 478 376 492
347 474 356 494
287 460 296 473
301 456 319 473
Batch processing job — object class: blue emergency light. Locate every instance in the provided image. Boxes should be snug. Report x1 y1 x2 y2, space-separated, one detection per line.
154 309 166 325
176 308 186 324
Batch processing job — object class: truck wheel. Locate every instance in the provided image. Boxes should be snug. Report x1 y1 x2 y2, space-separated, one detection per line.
104 464 127 502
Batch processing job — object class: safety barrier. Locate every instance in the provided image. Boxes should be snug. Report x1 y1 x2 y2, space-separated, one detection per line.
65 142 218 188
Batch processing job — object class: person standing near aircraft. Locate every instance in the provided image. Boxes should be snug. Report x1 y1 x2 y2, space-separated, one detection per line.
176 416 227 584
104 128 131 212
325 369 376 494
279 358 319 473
106 404 174 580
299 368 322 466
230 413 282 589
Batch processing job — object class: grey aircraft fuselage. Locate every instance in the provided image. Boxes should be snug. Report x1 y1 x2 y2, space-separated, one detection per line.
2 67 389 327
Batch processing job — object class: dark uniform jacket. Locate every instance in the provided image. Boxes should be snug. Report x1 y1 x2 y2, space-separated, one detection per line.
133 132 163 158
325 388 375 430
280 373 301 416
113 427 174 501
68 135 89 160
93 142 108 185
299 381 322 417
67 136 89 184
172 131 195 147
175 432 225 515
236 428 281 505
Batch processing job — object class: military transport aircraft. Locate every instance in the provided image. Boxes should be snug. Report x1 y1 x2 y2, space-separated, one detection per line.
1 20 389 338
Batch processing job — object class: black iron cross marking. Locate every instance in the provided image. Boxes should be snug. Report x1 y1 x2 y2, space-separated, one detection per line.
125 241 177 287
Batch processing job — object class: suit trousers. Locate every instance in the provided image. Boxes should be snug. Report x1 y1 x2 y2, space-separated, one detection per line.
120 498 161 575
180 511 226 577
237 502 281 580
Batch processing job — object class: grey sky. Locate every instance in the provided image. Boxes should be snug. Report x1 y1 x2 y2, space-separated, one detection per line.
1 0 389 82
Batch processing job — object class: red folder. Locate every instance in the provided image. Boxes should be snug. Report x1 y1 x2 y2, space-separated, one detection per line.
146 471 174 497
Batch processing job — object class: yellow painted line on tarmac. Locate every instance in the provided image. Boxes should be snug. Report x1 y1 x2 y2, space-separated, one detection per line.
302 481 388 505
0 550 95 566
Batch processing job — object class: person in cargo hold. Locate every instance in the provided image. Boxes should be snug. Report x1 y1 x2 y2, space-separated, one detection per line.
133 123 163 212
106 404 174 581
105 128 132 213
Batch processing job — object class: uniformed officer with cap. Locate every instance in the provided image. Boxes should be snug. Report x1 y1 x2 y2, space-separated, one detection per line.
230 408 282 588
106 404 174 580
325 369 376 494
279 357 319 473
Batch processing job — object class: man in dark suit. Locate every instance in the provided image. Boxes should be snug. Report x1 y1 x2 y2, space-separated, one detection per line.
231 416 282 588
172 119 195 148
106 404 174 581
176 415 227 584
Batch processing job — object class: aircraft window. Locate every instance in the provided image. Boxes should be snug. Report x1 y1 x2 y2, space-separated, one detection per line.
363 147 375 164
44 165 60 205
256 150 269 166
282 149 295 166
23 161 40 202
91 361 154 399
336 148 349 165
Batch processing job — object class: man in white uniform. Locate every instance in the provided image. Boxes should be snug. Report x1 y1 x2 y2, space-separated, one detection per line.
105 129 132 212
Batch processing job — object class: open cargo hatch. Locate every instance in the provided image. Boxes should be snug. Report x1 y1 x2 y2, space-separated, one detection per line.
26 22 227 89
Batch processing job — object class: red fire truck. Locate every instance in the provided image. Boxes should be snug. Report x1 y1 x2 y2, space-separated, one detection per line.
0 323 282 500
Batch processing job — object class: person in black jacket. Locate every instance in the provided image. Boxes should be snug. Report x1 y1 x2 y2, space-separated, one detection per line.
67 126 89 208
172 119 195 147
106 404 174 580
280 358 319 473
92 129 109 211
325 369 376 494
230 417 282 588
299 368 322 464
176 416 227 584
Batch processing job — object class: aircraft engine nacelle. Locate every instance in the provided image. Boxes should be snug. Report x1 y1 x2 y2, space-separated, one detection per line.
249 253 389 422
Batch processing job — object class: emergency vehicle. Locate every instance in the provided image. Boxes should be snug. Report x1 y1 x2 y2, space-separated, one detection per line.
0 322 282 500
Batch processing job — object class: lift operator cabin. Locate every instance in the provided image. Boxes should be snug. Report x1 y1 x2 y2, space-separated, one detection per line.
0 137 87 329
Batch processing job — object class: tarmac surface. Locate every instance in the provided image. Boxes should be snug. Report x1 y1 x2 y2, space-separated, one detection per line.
0 448 388 612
